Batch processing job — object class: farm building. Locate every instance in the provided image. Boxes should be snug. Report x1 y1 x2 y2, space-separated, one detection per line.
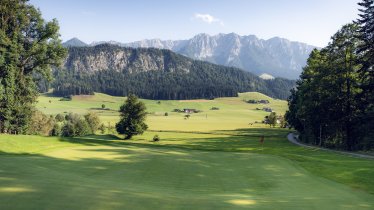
183 109 198 113
262 107 273 112
259 100 270 104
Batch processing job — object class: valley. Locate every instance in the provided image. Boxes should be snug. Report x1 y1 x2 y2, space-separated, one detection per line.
1 92 373 209
1 1 373 209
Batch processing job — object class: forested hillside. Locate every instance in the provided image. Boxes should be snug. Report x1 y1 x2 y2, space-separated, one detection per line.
51 45 295 100
64 33 316 79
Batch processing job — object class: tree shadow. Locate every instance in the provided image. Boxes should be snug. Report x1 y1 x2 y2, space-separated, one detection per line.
57 134 123 146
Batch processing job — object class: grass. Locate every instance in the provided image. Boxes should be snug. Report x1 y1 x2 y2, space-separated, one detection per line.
0 92 373 209
36 92 286 131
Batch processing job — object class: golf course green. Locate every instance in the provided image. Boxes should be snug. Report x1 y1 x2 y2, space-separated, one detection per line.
1 92 373 209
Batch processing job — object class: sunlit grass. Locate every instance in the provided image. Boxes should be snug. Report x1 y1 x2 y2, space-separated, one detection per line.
0 92 372 209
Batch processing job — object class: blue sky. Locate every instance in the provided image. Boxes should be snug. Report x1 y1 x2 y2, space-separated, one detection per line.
30 0 360 47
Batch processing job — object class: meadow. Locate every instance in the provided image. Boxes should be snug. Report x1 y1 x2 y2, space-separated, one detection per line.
0 92 373 209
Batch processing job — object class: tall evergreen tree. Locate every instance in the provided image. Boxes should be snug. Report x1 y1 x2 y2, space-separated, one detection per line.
116 94 148 139
356 0 374 148
286 24 363 150
0 0 66 133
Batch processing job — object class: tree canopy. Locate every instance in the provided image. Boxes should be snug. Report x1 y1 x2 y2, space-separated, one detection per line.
116 94 148 139
0 0 67 134
286 0 374 150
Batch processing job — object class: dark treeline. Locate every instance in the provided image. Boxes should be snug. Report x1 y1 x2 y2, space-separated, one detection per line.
286 0 374 151
52 45 295 100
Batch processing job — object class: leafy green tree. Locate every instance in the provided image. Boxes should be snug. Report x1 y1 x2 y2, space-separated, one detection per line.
28 110 55 136
101 104 106 109
268 112 277 127
74 118 91 136
84 112 101 134
278 115 286 128
61 112 92 137
116 94 148 139
99 124 106 134
0 0 67 134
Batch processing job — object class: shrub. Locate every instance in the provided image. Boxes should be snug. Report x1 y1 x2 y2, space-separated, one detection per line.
61 122 75 137
51 123 61 136
84 112 101 133
107 122 115 134
61 113 93 137
74 118 91 136
164 112 168 116
153 135 160 142
101 104 106 109
28 110 55 136
99 123 106 134
55 113 65 122
59 96 72 101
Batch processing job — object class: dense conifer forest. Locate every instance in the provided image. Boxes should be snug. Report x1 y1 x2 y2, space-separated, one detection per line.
50 45 295 100
286 0 374 150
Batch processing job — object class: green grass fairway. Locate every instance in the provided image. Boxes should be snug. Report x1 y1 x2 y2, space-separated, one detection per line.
0 92 373 209
1 135 373 210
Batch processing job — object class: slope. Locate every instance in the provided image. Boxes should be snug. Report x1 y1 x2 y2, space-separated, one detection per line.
52 44 295 100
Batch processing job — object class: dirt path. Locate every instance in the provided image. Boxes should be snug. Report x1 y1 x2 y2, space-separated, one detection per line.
287 133 374 159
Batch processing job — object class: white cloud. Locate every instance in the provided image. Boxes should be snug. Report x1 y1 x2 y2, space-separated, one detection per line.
194 13 224 26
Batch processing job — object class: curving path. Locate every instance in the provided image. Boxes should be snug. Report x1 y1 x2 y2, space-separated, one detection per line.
287 133 374 159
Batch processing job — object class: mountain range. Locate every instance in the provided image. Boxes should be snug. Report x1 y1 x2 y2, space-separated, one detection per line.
63 33 317 79
52 44 295 100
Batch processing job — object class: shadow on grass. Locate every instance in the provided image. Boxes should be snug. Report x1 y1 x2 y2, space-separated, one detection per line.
58 134 123 146
37 127 374 196
1 128 374 209
1 144 373 209
148 127 290 138
0 145 280 209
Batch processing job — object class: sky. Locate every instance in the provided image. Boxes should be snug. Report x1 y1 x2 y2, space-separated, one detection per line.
29 0 361 47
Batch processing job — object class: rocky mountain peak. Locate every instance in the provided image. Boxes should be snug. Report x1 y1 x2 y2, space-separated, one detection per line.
62 38 88 47
63 33 317 79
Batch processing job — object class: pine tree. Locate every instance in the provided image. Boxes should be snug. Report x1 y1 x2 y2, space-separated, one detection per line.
356 0 374 148
116 94 148 139
286 24 363 150
0 0 67 134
